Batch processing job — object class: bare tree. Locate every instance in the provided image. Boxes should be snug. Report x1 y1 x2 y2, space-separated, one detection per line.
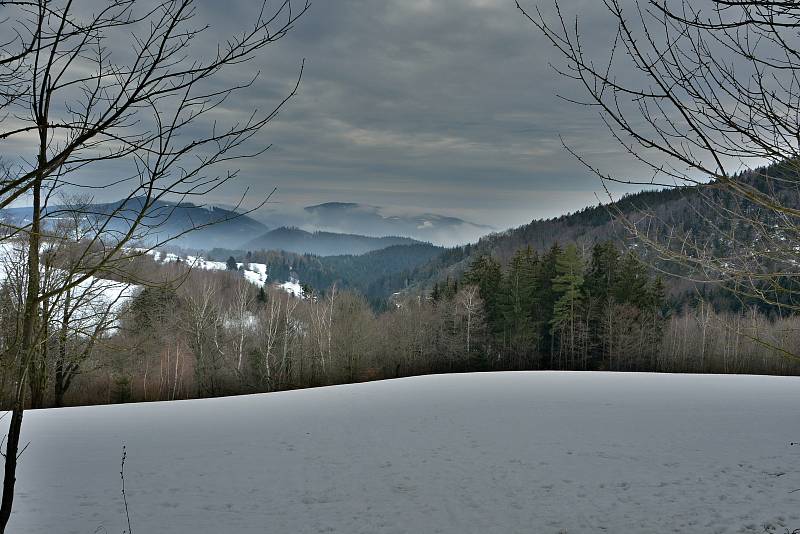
329 290 374 383
183 277 225 396
0 0 308 529
281 290 300 387
455 285 483 356
228 277 254 378
255 290 282 389
307 284 336 384
519 0 800 355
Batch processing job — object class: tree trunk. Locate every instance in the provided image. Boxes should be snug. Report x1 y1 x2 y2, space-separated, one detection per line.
1 111 46 528
0 405 23 532
28 295 48 409
1 173 42 532
54 369 66 409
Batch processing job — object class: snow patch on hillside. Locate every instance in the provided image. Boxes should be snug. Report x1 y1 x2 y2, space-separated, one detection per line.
279 279 303 298
147 250 303 296
148 250 270 288
0 241 138 334
6 372 800 533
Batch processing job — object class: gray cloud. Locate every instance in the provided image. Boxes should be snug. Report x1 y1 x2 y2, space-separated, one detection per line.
2 0 654 232
223 0 649 228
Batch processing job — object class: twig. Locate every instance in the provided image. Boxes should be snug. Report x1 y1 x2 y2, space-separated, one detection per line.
16 441 29 460
120 444 133 534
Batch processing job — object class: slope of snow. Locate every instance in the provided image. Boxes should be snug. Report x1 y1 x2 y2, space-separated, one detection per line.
64 276 139 333
148 250 270 288
6 372 800 533
279 279 303 298
0 241 138 334
242 263 268 287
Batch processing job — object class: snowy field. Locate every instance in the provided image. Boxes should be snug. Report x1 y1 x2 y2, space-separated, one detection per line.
148 250 270 288
6 372 800 533
0 241 139 333
147 249 309 296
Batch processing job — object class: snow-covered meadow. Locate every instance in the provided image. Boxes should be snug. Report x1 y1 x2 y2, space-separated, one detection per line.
6 372 800 533
148 250 270 288
0 241 139 334
147 249 306 297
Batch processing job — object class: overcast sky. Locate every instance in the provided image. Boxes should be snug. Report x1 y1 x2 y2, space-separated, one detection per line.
172 0 660 230
3 0 656 231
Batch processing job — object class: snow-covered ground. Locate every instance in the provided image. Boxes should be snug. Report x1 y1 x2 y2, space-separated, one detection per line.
0 241 138 333
59 275 139 333
147 249 306 297
279 278 304 298
148 250 272 290
6 372 800 533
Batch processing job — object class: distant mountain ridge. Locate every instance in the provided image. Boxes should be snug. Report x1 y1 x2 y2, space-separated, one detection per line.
302 202 492 245
1 197 490 255
242 226 423 256
0 197 269 251
251 201 492 245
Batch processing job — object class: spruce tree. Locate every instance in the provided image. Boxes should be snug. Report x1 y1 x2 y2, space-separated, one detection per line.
644 276 668 361
498 247 539 359
464 255 503 334
585 242 619 303
584 242 620 366
534 243 562 352
613 251 649 307
550 243 585 368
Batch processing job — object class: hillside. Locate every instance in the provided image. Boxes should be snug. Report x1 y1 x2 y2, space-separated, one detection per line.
209 187 702 304
0 197 268 251
8 372 799 533
242 226 423 256
214 243 444 302
222 178 774 306
395 187 692 292
393 167 800 302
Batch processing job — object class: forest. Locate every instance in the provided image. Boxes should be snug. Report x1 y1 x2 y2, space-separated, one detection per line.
3 238 798 410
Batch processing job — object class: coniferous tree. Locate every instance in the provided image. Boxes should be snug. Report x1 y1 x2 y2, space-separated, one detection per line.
585 242 619 303
607 251 661 369
464 255 503 334
644 276 668 366
451 278 459 297
498 246 539 365
533 243 562 353
226 256 238 271
584 242 620 366
550 244 586 368
614 252 649 307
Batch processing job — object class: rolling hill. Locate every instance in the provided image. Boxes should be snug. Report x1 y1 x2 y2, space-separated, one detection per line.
254 201 493 245
0 197 269 251
9 372 798 533
242 226 424 256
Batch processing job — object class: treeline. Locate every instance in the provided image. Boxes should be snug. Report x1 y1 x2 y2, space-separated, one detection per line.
4 241 800 410
398 162 800 308
205 243 443 306
433 241 800 374
436 242 667 371
51 267 496 406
